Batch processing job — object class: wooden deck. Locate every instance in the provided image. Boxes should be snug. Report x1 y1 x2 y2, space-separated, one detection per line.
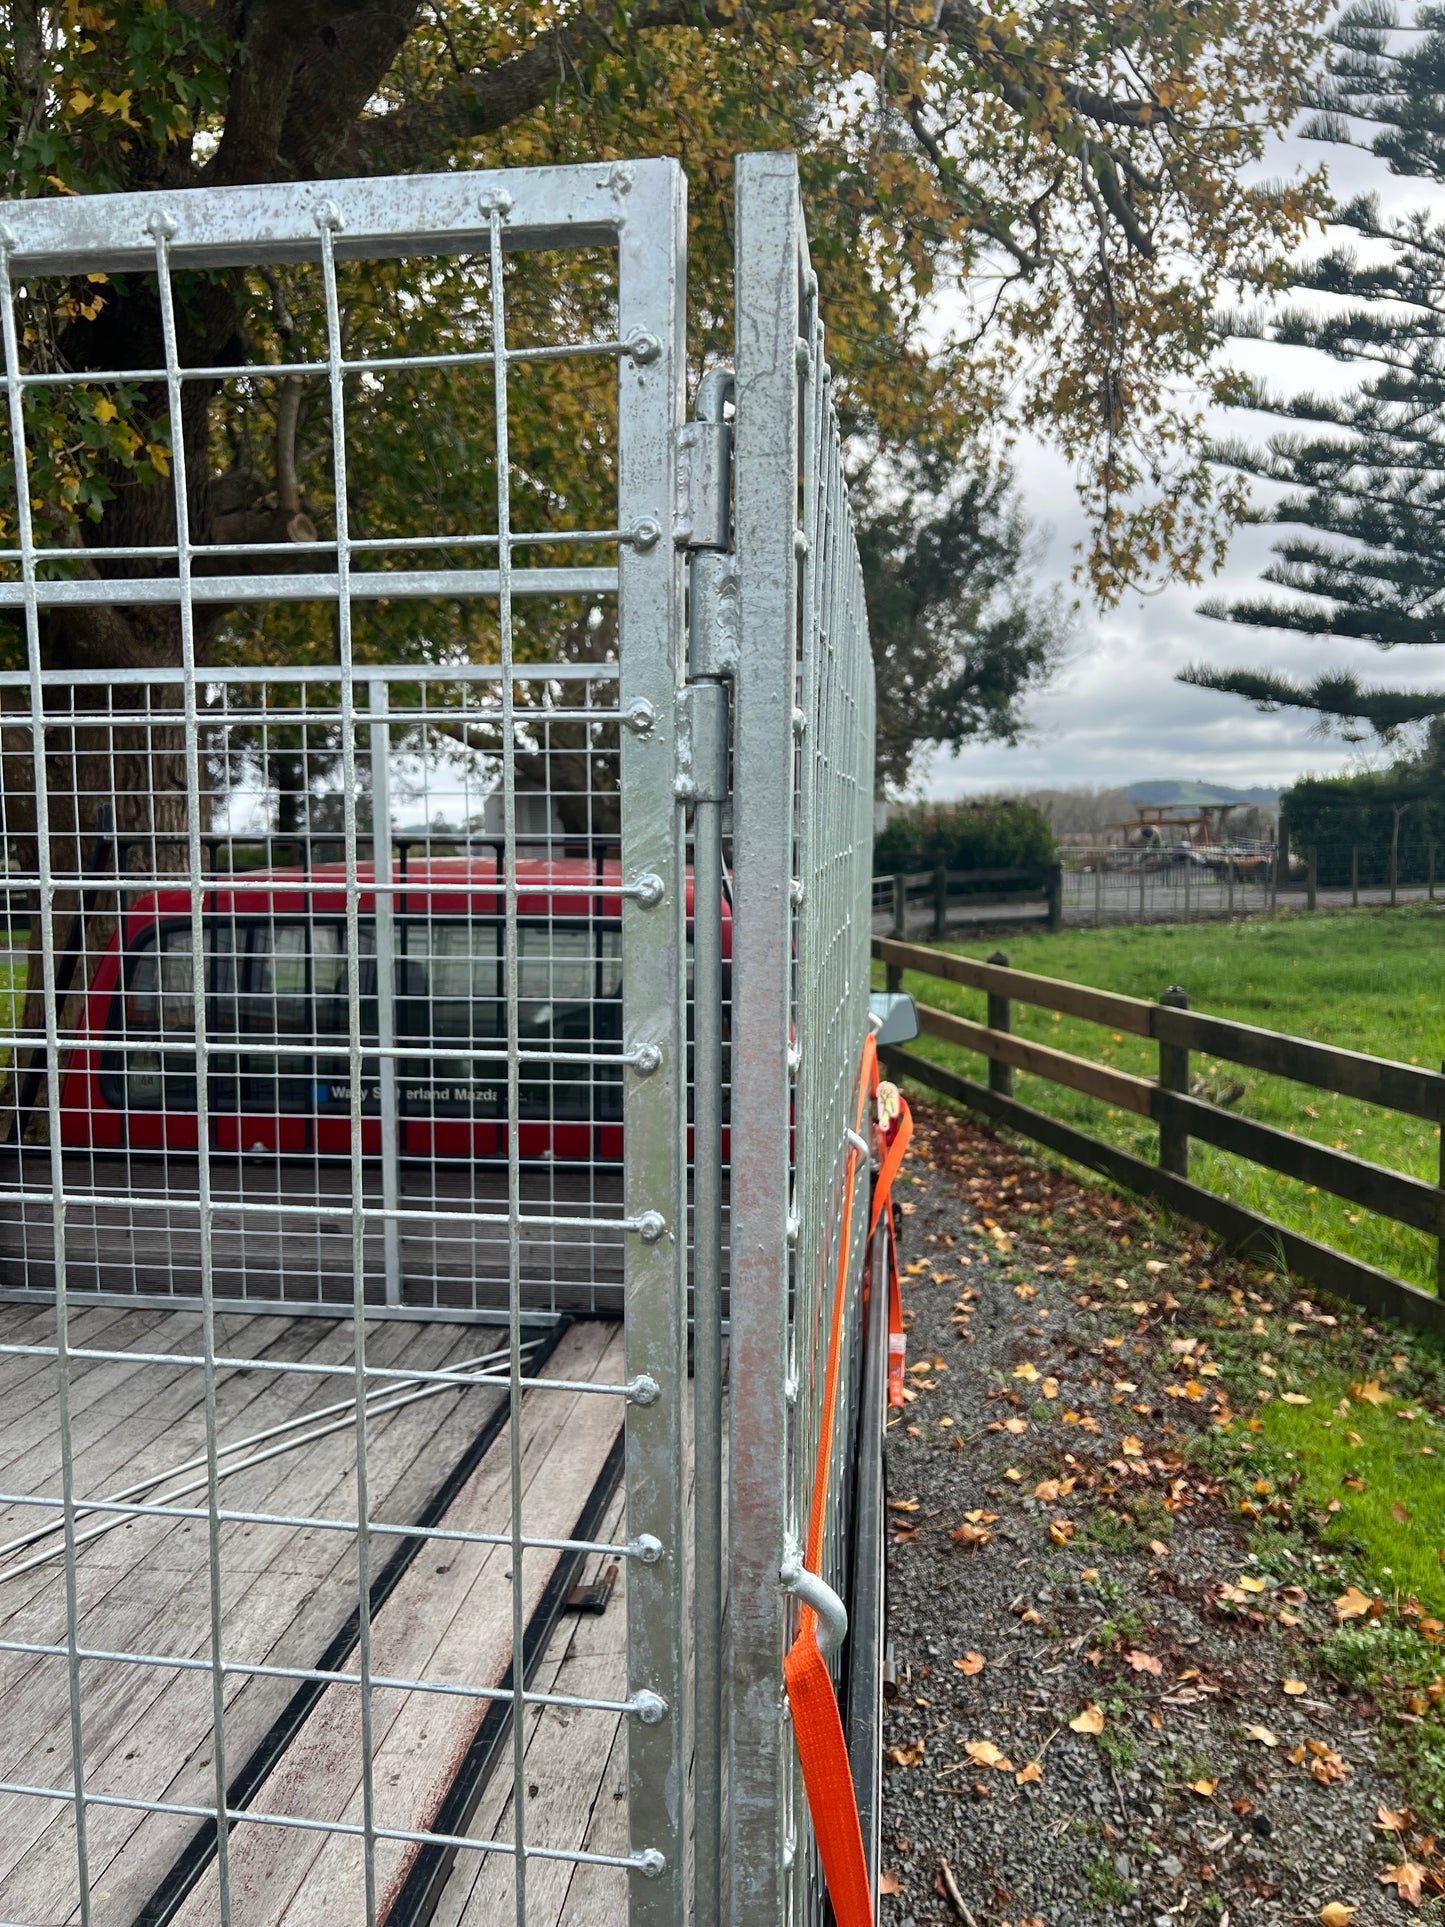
0 1302 629 1926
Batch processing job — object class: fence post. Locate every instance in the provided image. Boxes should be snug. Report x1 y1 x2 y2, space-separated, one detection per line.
1351 845 1359 907
1046 862 1063 931
933 863 948 939
1183 859 1191 922
1138 861 1146 924
1226 854 1235 919
1268 849 1278 917
1094 864 1103 926
1157 984 1190 1176
1390 839 1399 907
1431 843 1437 903
1306 848 1318 913
986 948 1014 1098
892 872 906 939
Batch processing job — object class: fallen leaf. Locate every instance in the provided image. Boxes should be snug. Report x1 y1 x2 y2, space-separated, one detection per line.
964 1739 1014 1771
1015 1759 1044 1785
1121 1435 1144 1457
879 1870 904 1897
951 1522 994 1549
1080 1567 1100 1582
953 1652 985 1676
1042 1377 1060 1399
1319 1906 1356 1927
1004 1467 1023 1482
1149 1539 1170 1558
1281 1392 1312 1405
1003 1416 1029 1435
1014 1361 1040 1383
887 1498 920 1513
1125 1649 1163 1676
1393 1501 1414 1524
1048 1517 1076 1545
1353 1379 1391 1406
886 1739 925 1768
1188 1777 1218 1797
1379 1861 1426 1907
1069 1704 1105 1734
1237 1576 1268 1595
1245 1724 1279 1747
1377 1805 1411 1834
1282 1679 1307 1696
1334 1586 1372 1622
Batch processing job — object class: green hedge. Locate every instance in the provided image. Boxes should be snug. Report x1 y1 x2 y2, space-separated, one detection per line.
873 798 1055 874
1283 775 1445 888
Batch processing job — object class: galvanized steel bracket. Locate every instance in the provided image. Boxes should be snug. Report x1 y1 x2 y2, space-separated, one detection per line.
687 551 740 681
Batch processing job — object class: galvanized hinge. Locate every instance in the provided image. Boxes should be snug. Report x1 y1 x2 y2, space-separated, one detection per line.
674 365 735 554
675 681 729 804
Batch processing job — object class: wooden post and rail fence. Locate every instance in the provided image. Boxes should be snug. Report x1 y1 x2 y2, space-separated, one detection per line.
875 934 1445 1339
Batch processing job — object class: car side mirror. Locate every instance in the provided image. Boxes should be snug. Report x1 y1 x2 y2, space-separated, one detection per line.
869 991 919 1048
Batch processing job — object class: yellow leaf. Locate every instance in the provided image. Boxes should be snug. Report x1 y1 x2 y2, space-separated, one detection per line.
1282 1679 1307 1696
1280 1392 1311 1405
953 1652 985 1676
1352 1379 1391 1406
1013 1361 1040 1382
67 88 95 115
964 1739 1013 1770
885 1738 925 1768
1015 1758 1043 1785
1245 1724 1278 1747
93 396 118 425
98 87 139 128
1121 1435 1143 1457
1069 1704 1105 1734
1237 1575 1267 1595
1188 1777 1218 1797
1319 1907 1356 1927
146 442 171 477
1042 1377 1059 1399
1334 1586 1372 1622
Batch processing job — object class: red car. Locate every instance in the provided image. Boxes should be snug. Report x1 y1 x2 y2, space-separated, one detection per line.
59 856 725 1166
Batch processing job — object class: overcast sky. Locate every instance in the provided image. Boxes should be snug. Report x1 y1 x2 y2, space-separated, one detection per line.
920 83 1445 801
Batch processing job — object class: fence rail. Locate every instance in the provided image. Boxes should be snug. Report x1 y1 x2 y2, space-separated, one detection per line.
874 935 1445 1339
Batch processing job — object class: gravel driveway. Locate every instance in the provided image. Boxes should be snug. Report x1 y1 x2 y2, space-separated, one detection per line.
880 1098 1433 1927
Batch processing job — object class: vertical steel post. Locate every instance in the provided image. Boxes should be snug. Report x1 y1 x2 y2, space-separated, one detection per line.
368 676 403 1308
684 366 736 1927
615 159 691 1927
728 149 801 1927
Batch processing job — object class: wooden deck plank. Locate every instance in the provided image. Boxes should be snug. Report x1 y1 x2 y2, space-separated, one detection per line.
0 1316 449 1905
166 1323 624 1927
0 1315 509 1922
435 1488 630 1927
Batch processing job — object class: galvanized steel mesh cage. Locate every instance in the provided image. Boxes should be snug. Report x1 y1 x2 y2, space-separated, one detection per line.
0 150 876 1927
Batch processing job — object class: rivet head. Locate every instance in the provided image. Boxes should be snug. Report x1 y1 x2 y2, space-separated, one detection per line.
631 1043 662 1076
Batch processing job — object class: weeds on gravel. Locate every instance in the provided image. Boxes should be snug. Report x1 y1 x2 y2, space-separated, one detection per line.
1083 1854 1134 1908
1321 1623 1445 1830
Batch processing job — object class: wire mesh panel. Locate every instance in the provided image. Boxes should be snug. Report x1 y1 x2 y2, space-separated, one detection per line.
0 161 688 1927
727 153 877 1927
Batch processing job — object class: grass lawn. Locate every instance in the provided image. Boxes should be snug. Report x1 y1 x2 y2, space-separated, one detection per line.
879 903 1445 1294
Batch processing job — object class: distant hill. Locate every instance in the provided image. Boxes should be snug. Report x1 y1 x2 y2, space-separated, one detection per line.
1127 780 1279 810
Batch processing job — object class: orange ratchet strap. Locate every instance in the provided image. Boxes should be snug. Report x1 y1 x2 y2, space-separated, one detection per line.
783 1032 912 1927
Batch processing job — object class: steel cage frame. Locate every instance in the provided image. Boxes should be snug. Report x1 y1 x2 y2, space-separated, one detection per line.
0 157 691 1927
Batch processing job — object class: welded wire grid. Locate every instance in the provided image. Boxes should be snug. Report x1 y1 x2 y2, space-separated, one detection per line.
782 257 876 1921
0 164 688 1927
